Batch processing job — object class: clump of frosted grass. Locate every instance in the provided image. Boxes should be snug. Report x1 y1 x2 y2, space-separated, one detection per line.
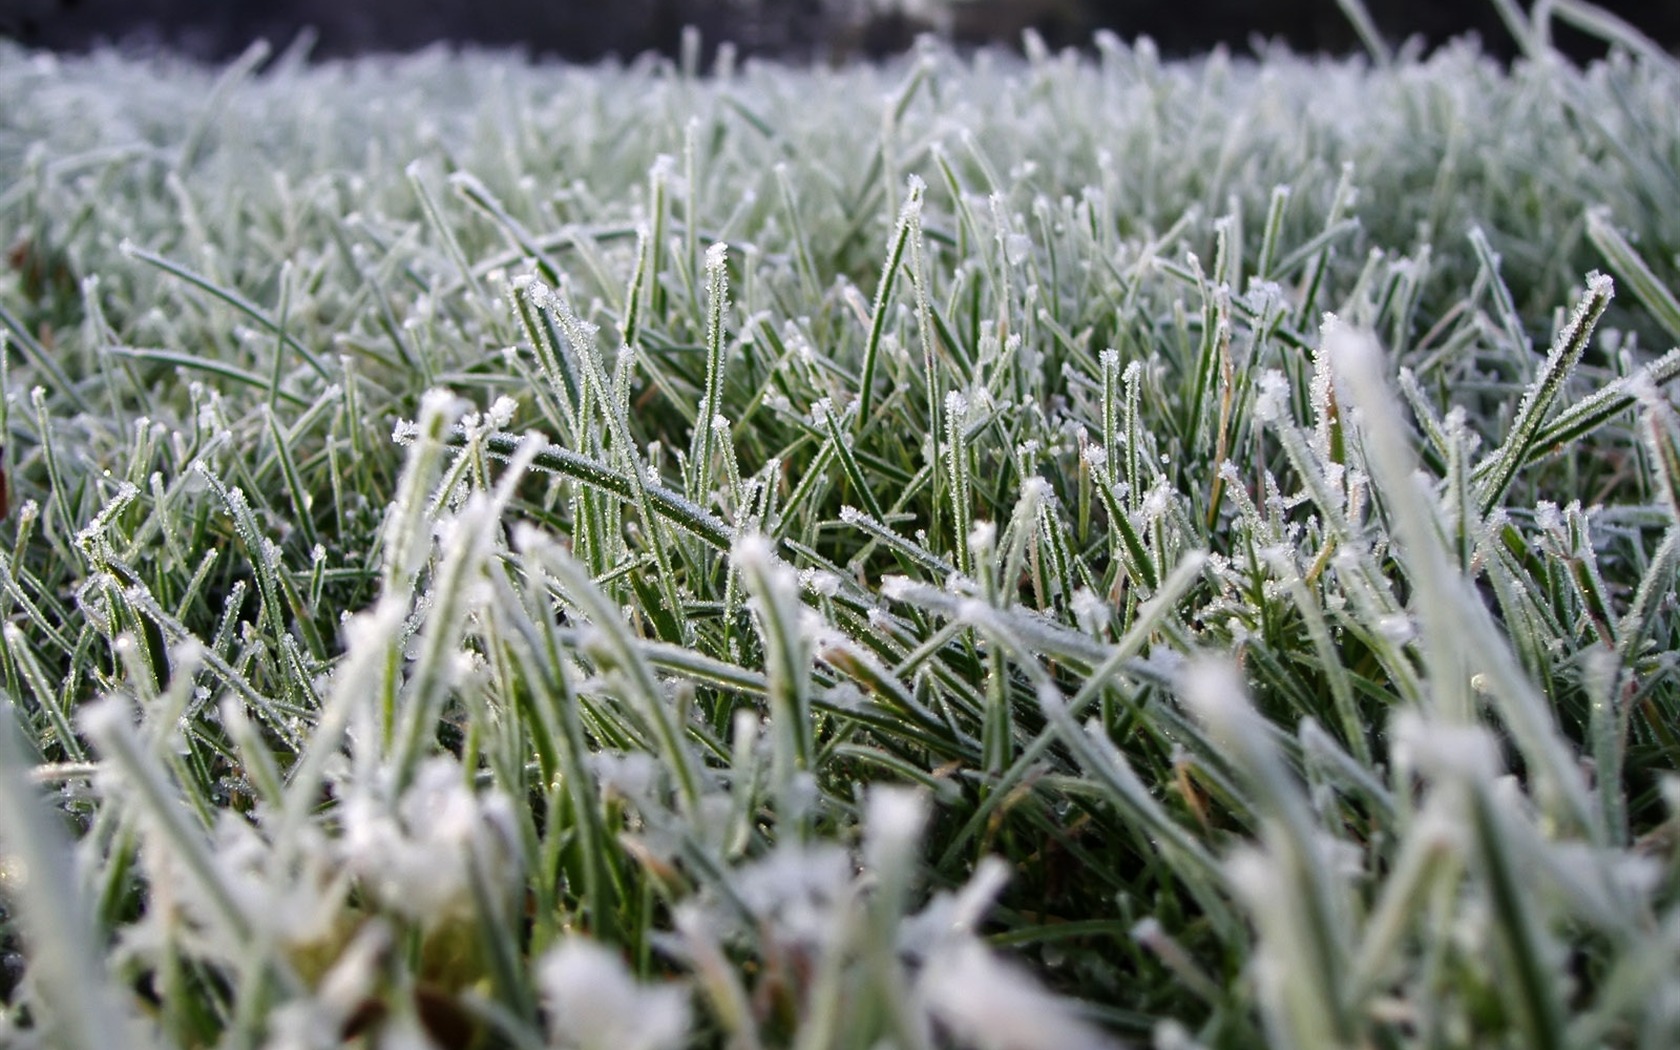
539 940 689 1050
339 757 521 928
5 4 1680 1046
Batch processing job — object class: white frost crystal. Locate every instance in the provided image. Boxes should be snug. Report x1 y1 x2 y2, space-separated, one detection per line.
340 759 519 928
539 939 689 1050
920 939 1114 1050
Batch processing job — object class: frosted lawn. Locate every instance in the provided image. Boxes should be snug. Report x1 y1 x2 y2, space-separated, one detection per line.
3 2 1680 1046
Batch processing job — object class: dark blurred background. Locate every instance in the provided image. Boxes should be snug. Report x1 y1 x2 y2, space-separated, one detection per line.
1 0 1676 63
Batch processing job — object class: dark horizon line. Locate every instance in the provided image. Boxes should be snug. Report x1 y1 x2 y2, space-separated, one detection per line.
3 1 1675 67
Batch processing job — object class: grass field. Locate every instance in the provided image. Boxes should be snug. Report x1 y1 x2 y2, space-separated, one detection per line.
3 3 1680 1047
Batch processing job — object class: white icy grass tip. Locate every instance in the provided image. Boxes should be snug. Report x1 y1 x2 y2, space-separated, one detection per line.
538 939 689 1050
487 395 518 428
920 938 1114 1050
1140 481 1173 522
809 396 833 427
340 758 519 927
1020 475 1052 502
734 843 853 946
419 387 462 418
1374 613 1416 644
729 532 776 574
75 693 132 743
1221 847 1284 925
1320 315 1385 401
864 785 929 873
798 568 841 597
1391 710 1502 783
522 277 552 309
1253 368 1290 423
1625 367 1663 408
207 815 346 948
1071 587 1109 636
1175 658 1256 741
903 855 1011 949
